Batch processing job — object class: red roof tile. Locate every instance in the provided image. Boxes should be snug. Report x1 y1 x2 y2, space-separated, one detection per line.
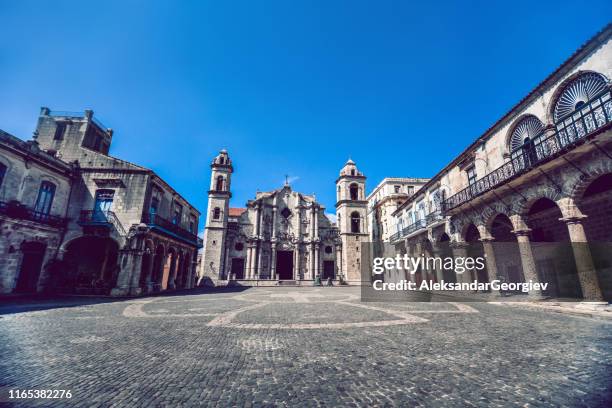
229 208 246 217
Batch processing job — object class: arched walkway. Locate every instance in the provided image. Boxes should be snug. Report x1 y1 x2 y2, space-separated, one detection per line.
489 214 524 290
151 244 165 292
437 233 456 283
162 248 178 290
62 236 120 295
525 198 582 298
464 224 487 286
576 173 612 301
139 241 155 291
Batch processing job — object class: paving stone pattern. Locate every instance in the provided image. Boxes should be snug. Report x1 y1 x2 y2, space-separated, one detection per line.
0 287 610 407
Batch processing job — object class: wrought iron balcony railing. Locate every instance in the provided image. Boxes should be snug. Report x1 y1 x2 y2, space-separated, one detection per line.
143 213 202 247
443 89 612 212
390 210 444 242
79 210 126 236
0 200 68 228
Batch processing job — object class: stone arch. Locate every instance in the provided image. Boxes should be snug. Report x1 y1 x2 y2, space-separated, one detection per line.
215 175 225 191
547 70 610 124
481 202 515 233
61 236 121 294
505 114 546 155
139 239 156 288
350 211 361 233
349 183 359 200
518 186 565 216
163 246 179 289
568 158 612 201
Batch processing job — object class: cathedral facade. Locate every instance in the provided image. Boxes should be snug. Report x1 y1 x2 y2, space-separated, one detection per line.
200 151 368 284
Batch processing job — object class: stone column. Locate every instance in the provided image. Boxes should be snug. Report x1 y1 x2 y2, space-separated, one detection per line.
256 203 262 237
414 240 423 284
270 244 277 280
293 247 299 280
271 207 277 239
168 254 178 290
223 244 231 280
246 244 254 279
309 243 315 280
512 229 543 298
112 248 141 296
479 237 499 283
314 243 320 278
310 207 315 238
431 244 445 283
186 254 196 289
450 242 472 284
336 245 343 281
255 242 262 279
129 249 145 295
314 207 319 239
144 252 155 293
561 216 604 301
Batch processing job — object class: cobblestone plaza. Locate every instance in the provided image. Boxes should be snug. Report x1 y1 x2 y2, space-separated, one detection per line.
1 287 610 407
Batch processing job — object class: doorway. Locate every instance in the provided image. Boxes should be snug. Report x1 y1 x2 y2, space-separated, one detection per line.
276 251 293 280
322 261 335 280
15 242 47 293
231 258 245 279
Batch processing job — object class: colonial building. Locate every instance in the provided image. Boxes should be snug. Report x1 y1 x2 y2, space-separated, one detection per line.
0 107 201 296
200 152 366 284
367 177 429 244
0 130 73 293
389 25 612 302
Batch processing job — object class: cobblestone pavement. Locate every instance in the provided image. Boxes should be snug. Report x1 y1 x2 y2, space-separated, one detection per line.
1 287 611 407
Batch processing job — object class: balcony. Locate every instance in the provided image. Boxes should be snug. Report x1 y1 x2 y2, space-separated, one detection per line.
143 213 202 247
390 210 443 242
444 89 612 212
79 210 126 236
0 200 68 228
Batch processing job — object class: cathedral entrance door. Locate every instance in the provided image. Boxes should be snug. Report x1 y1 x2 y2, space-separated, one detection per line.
276 251 294 280
322 261 335 280
231 258 245 280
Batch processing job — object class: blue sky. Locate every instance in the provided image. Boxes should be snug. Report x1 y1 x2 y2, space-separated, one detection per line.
1 1 610 225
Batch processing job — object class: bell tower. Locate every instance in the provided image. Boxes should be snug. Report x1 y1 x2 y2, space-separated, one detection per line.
336 159 368 284
201 149 233 281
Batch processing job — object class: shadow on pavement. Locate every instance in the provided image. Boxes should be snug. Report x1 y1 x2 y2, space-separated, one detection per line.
0 286 252 315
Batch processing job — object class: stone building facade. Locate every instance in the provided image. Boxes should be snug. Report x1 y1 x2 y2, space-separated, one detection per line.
200 153 367 284
0 130 73 293
389 25 612 302
367 177 429 244
0 108 201 295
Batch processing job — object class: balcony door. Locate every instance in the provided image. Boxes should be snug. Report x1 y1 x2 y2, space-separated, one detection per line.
93 189 114 222
34 181 56 216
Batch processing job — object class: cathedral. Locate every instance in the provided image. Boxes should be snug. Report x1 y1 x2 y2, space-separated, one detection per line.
200 150 368 285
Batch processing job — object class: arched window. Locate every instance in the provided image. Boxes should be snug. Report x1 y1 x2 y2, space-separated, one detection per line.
34 181 56 215
350 169 355 176
350 212 360 233
213 207 221 220
216 175 224 191
553 72 608 123
552 72 611 145
509 115 544 152
349 183 359 200
219 157 225 165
